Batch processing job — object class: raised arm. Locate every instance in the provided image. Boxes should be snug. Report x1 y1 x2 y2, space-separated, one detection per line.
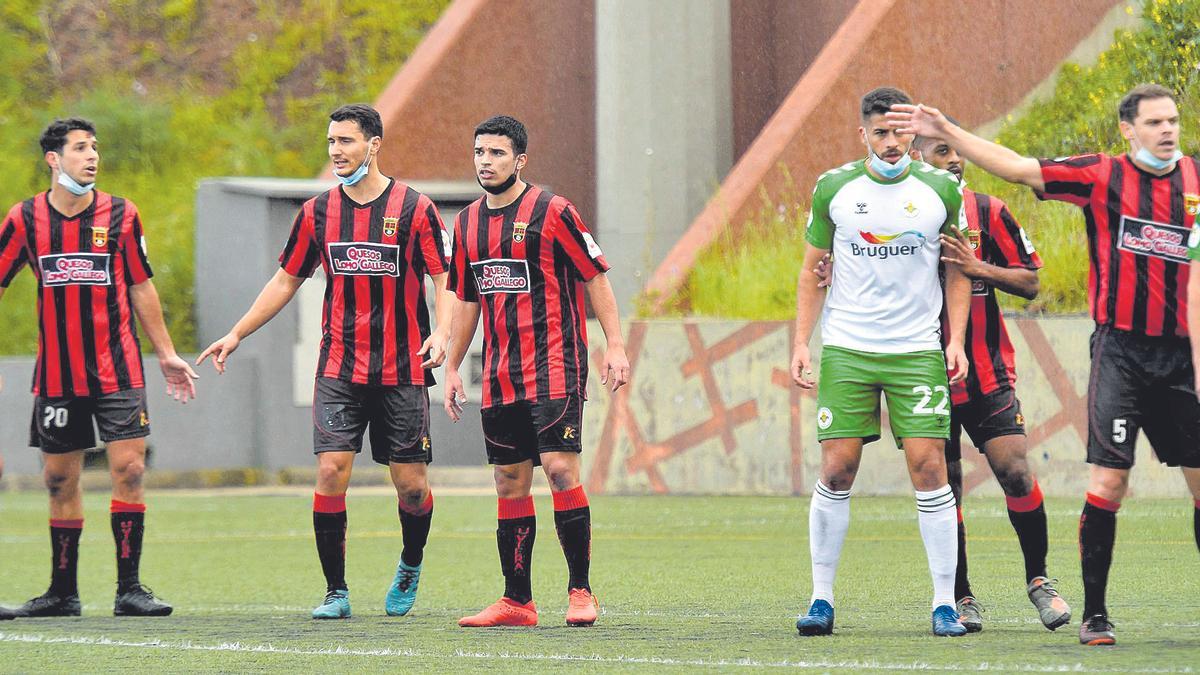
196 269 305 373
888 104 1044 191
130 280 199 402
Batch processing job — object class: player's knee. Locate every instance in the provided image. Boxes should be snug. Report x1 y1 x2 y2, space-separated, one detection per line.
44 469 78 499
543 465 579 492
396 485 426 510
111 457 145 491
909 454 946 485
993 464 1033 497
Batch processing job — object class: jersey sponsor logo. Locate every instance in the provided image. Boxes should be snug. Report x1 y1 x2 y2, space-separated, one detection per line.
91 226 108 248
512 221 528 243
327 242 401 276
971 279 988 296
38 253 111 286
850 230 925 259
382 216 399 237
1185 193 1199 217
1116 216 1188 263
471 258 531 294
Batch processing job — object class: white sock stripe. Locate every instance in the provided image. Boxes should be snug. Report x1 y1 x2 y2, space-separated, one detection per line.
915 486 956 513
814 482 850 501
914 485 953 501
916 498 956 513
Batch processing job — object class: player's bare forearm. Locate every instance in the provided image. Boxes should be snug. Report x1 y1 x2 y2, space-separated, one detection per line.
430 272 453 338
943 265 971 348
793 245 831 348
446 298 481 371
230 269 305 340
585 274 624 350
130 280 179 360
973 265 1039 300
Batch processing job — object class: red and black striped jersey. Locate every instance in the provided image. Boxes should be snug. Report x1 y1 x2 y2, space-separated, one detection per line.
0 191 153 397
1038 153 1200 336
279 179 449 387
447 185 609 409
944 189 1042 405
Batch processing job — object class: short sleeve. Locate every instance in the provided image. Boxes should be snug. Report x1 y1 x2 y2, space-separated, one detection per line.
939 180 965 235
447 211 478 302
986 201 1043 270
1037 154 1104 207
279 205 320 278
804 180 834 249
552 200 609 282
1188 224 1200 261
415 198 449 276
121 206 154 285
0 208 29 288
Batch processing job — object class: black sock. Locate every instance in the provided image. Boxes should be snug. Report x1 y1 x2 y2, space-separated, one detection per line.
48 519 83 597
313 493 348 592
398 492 434 567
110 502 146 593
1080 494 1118 618
552 486 591 592
953 509 973 600
497 496 536 604
1007 504 1049 582
1193 500 1199 556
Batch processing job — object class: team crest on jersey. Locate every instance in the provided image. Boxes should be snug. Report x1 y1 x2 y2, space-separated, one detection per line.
902 201 919 218
92 226 108 248
967 229 980 250
382 216 399 237
1185 193 1200 217
512 221 528 243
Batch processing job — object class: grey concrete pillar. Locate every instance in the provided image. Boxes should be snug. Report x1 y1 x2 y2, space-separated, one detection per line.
595 0 733 311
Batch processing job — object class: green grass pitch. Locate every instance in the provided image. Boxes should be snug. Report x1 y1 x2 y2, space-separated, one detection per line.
0 490 1197 671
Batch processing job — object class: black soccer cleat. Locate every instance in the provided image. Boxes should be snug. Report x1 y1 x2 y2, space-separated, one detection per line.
2 591 82 618
1079 613 1115 646
114 584 173 617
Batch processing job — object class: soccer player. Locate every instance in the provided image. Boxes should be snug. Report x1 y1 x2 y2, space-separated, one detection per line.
197 104 453 620
443 115 629 628
891 83 1200 646
790 87 972 637
813 126 1071 633
0 118 197 619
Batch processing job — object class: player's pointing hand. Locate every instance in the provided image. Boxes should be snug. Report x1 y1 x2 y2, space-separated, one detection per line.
196 332 241 375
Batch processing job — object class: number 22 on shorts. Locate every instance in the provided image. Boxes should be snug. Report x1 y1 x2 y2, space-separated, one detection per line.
912 385 950 415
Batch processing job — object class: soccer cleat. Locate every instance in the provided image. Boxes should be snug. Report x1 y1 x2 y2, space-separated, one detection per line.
3 591 81 618
0 607 14 620
931 604 967 637
565 588 599 626
385 560 421 616
796 599 834 636
1026 577 1071 630
312 589 351 620
955 596 984 633
114 584 173 617
458 597 538 627
1079 614 1116 646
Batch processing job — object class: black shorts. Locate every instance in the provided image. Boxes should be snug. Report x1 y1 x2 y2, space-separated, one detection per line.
946 387 1026 462
313 377 432 465
1087 325 1200 470
481 395 583 466
30 388 150 454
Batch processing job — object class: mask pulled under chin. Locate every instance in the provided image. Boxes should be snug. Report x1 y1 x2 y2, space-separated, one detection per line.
868 150 912 179
1134 147 1183 172
335 154 372 186
479 171 518 195
57 170 95 196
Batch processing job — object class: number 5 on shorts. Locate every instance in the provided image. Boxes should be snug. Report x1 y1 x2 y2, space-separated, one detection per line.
912 385 950 415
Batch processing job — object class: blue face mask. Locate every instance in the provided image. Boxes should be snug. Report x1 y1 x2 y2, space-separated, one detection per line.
335 153 372 186
868 149 912 180
1134 146 1182 172
54 155 95 195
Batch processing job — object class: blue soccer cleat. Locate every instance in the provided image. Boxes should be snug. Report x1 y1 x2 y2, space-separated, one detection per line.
932 604 967 637
312 589 351 619
796 599 835 636
385 560 421 616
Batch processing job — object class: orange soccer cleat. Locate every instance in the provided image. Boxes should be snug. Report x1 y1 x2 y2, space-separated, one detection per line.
458 597 538 627
565 588 599 626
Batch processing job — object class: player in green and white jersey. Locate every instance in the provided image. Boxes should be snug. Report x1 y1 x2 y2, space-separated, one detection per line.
789 87 972 637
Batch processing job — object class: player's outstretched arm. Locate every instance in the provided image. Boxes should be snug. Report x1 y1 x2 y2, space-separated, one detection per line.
418 272 454 369
585 273 630 393
130 280 199 404
792 244 831 389
196 269 305 374
1188 260 1200 400
443 297 481 422
887 104 1044 191
942 264 972 385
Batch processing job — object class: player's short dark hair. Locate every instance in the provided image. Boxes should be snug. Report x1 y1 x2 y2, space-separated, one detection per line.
329 104 383 139
1118 84 1176 123
39 117 96 155
474 115 528 154
915 114 960 150
860 87 912 121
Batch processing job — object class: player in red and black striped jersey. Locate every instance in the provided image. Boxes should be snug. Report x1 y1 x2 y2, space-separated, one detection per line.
891 84 1200 646
444 116 629 628
0 118 197 621
198 104 454 620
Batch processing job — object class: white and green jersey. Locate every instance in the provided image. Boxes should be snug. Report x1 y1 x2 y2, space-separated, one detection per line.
805 158 964 353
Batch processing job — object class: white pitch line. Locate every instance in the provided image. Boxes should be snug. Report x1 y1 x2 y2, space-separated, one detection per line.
0 632 1195 672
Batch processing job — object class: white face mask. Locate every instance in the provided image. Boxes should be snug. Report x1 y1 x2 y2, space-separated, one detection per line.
1133 146 1182 171
54 154 95 195
868 149 912 179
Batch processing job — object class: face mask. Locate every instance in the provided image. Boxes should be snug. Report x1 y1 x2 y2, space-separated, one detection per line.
54 155 94 195
868 149 911 180
335 153 372 186
1134 146 1182 172
479 169 518 195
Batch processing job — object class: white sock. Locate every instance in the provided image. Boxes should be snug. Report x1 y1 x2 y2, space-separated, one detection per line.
809 481 851 605
916 485 958 609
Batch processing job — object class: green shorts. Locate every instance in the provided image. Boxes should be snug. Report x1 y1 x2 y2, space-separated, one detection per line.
815 345 951 447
